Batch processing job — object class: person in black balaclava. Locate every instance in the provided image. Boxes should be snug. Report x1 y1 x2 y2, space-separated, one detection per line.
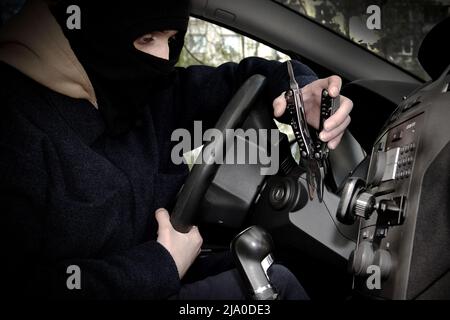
0 0 353 299
50 0 190 136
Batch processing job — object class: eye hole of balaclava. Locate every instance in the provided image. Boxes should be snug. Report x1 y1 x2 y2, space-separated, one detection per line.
133 29 187 64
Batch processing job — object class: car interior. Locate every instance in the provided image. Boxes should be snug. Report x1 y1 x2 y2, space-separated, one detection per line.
1 0 449 300
173 0 449 300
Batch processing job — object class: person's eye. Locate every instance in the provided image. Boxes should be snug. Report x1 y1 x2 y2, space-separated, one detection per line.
139 35 155 44
169 35 177 44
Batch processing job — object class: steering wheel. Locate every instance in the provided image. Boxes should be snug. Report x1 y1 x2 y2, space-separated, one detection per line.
170 75 267 233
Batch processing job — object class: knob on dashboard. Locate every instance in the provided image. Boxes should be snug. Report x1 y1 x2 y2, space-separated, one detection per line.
373 249 393 280
354 192 376 219
337 178 376 225
350 241 375 276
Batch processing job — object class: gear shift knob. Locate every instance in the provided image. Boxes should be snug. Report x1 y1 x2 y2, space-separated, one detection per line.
231 226 279 300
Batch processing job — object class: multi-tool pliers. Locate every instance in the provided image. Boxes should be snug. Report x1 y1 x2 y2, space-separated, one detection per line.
284 60 340 202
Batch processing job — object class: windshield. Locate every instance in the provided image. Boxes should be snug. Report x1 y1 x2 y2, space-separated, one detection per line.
274 0 450 80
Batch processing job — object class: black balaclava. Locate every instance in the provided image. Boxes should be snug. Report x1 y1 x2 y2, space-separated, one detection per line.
50 0 190 136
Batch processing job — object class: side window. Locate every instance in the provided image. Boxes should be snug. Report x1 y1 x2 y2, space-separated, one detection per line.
178 17 289 67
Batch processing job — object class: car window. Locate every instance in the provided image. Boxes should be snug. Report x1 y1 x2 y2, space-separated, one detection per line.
178 17 290 67
274 0 450 81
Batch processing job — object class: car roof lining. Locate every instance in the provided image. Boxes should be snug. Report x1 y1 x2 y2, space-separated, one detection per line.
191 0 421 84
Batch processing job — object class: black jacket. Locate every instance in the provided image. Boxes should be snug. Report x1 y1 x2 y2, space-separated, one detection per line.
0 57 317 299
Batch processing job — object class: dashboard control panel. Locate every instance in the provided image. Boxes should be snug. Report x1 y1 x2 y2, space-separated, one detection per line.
337 69 450 299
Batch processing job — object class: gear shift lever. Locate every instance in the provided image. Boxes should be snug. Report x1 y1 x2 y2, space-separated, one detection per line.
231 226 279 300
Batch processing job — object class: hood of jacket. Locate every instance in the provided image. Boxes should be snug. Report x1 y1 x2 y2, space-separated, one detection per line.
0 0 98 107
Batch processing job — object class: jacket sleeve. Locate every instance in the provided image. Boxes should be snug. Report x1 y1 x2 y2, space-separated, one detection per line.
173 57 318 134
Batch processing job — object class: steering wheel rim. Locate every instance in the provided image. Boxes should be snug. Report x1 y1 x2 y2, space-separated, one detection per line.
170 75 267 233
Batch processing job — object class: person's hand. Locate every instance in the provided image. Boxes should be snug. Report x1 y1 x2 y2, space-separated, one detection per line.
272 76 353 150
155 208 203 279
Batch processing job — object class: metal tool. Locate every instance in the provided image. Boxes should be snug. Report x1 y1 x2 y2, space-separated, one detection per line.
284 60 339 202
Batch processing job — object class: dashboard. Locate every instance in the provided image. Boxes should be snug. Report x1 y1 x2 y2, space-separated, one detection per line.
338 67 450 299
